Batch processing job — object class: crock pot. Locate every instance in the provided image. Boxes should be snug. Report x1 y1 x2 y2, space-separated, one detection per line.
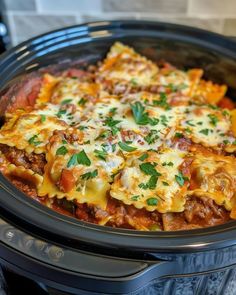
0 20 236 295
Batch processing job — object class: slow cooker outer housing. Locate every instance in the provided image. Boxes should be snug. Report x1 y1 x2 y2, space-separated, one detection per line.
1 20 236 294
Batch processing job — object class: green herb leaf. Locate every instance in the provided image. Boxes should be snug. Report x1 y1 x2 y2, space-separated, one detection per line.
62 140 67 144
77 125 87 131
138 153 148 161
56 146 68 156
61 99 72 105
208 114 218 126
175 132 183 138
94 149 107 161
28 135 42 146
199 129 209 136
118 141 137 152
162 181 169 186
162 161 174 167
109 107 117 115
139 175 158 190
81 169 98 180
67 154 78 168
160 114 169 126
77 150 91 166
144 130 159 144
95 130 111 140
146 197 158 206
153 92 171 110
56 109 67 118
78 98 87 106
186 120 195 126
131 195 139 201
40 114 46 123
139 163 161 176
67 150 91 168
175 172 188 187
130 102 150 125
130 78 138 86
104 117 121 127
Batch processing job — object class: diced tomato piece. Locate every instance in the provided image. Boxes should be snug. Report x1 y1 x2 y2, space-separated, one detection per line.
59 169 75 193
218 97 235 110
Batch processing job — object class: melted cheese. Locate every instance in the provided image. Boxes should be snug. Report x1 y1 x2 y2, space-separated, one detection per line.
110 147 188 213
189 151 236 214
0 42 235 221
0 107 68 153
38 130 125 209
180 105 235 148
97 42 159 87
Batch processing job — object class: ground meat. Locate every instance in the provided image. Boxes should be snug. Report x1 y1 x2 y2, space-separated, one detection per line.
9 177 38 199
162 196 230 231
0 144 46 175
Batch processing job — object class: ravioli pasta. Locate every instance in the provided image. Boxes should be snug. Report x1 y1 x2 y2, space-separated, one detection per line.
0 42 236 231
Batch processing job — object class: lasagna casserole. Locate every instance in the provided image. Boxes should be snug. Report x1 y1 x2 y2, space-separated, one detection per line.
0 42 236 231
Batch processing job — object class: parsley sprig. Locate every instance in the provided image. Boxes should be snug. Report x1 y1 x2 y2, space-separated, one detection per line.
67 150 91 168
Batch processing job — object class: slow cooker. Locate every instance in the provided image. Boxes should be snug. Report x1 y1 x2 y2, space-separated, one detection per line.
0 20 236 295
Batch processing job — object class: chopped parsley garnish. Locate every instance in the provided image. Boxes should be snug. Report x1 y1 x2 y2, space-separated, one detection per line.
144 130 159 144
104 117 121 127
185 127 192 134
78 98 87 106
208 114 218 126
109 107 117 115
162 181 169 186
77 125 87 130
118 141 137 152
61 99 72 105
131 101 160 126
81 169 98 180
233 140 236 145
160 115 168 126
162 161 173 167
67 150 91 168
222 110 229 116
40 114 46 123
186 120 195 126
148 118 159 126
175 132 183 138
131 195 139 201
56 146 68 156
223 140 230 145
67 154 78 168
130 78 138 86
208 104 219 110
175 172 188 187
199 129 209 136
56 109 67 118
62 140 67 144
130 101 150 125
146 197 158 206
197 121 203 125
138 153 148 161
95 130 110 140
104 117 121 135
139 162 161 177
168 83 188 92
94 149 107 161
28 135 42 146
139 175 158 190
153 92 171 110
